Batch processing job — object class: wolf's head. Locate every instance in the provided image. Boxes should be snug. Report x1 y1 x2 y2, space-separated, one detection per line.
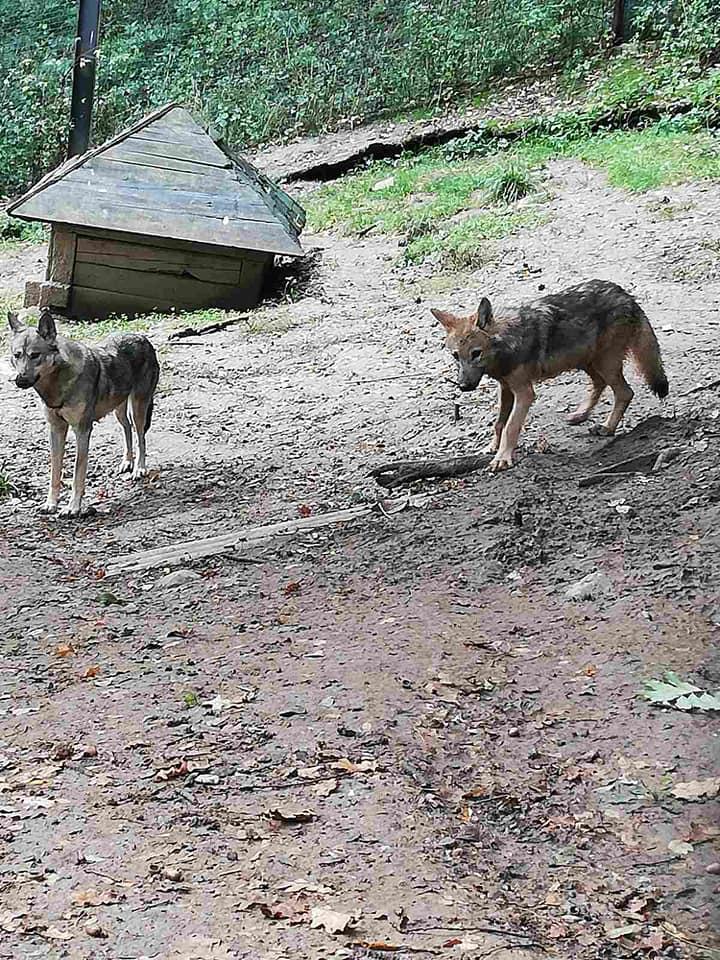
432 298 495 391
7 309 60 389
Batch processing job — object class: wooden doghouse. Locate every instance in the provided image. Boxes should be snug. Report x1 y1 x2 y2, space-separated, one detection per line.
7 104 305 320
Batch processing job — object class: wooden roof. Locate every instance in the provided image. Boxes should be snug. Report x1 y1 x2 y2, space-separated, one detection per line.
7 104 305 257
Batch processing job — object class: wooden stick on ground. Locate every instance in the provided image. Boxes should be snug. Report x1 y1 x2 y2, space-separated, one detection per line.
104 498 424 577
370 454 492 489
169 315 249 340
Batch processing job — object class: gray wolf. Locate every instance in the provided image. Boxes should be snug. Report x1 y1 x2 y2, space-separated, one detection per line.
432 279 668 471
7 308 160 516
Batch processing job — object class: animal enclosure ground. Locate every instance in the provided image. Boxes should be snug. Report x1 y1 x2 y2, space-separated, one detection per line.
1 158 719 960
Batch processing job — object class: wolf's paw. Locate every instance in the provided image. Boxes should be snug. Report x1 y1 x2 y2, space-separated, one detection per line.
131 467 148 482
117 459 134 475
589 424 614 437
40 500 59 515
59 500 84 518
567 411 590 425
489 454 513 473
483 439 499 454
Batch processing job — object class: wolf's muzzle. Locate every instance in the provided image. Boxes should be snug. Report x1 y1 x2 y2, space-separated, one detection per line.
14 375 36 389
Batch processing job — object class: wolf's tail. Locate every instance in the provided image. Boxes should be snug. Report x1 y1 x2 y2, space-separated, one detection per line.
631 314 669 398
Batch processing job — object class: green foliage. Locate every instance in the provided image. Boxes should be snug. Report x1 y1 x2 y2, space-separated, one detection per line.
404 208 545 267
0 211 47 246
482 159 536 203
1 0 610 196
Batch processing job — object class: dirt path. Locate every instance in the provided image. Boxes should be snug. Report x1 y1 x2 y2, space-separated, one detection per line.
1 160 719 960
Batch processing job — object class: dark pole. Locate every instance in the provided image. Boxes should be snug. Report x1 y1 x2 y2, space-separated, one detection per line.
612 0 626 45
67 0 102 158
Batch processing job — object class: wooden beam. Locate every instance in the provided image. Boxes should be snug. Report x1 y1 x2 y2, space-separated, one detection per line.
46 225 77 283
103 499 424 577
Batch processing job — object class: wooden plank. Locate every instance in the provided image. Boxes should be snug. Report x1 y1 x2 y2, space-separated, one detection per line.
61 178 273 221
73 262 241 302
76 234 252 269
66 162 262 202
46 225 77 283
76 229 272 262
70 279 263 320
103 504 382 576
121 133 231 167
76 157 244 192
76 251 243 285
107 144 231 173
55 180 276 223
17 188 303 256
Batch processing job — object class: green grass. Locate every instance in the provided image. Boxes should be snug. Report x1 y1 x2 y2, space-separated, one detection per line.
307 122 720 267
405 209 545 267
0 212 47 248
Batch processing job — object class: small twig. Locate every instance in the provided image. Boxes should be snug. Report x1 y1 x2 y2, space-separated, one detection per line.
169 315 249 341
410 923 539 941
680 377 720 396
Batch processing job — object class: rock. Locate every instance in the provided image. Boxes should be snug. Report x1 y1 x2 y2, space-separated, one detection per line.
564 571 614 602
156 569 202 589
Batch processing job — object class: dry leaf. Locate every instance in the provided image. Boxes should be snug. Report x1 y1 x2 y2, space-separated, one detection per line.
605 923 643 940
72 888 120 907
284 581 301 595
55 643 74 657
332 758 377 775
668 838 693 856
44 926 73 941
309 906 356 934
259 896 310 923
264 806 315 823
671 778 720 801
352 943 402 953
314 778 339 797
81 665 101 680
154 759 189 782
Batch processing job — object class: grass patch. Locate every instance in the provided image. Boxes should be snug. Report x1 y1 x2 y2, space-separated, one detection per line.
405 208 545 268
0 212 47 248
307 150 540 264
0 469 11 499
567 127 720 190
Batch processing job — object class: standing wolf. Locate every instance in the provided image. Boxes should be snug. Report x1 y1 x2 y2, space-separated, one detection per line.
432 279 668 472
7 308 160 516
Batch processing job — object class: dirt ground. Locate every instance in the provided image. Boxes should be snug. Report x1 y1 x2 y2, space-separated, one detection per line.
1 159 719 960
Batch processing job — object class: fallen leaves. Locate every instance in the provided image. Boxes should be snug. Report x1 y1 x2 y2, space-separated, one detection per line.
154 759 189 782
309 906 357 934
264 806 316 824
667 838 693 857
72 888 122 907
671 778 720 801
642 671 720 711
55 643 74 657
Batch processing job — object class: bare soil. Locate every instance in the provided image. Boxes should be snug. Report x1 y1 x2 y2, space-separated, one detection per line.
1 160 719 960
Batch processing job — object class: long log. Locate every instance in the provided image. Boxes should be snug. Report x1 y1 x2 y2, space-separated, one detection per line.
370 454 492 489
103 497 423 577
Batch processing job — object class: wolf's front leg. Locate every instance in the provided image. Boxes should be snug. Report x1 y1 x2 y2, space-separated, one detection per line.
483 383 514 454
42 419 68 513
61 426 92 517
490 384 534 472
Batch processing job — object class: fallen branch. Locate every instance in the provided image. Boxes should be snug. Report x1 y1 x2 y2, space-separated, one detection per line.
169 315 249 340
370 454 492 489
680 377 720 396
104 498 423 577
578 452 659 488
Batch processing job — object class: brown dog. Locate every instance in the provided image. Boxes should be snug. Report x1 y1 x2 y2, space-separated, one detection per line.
432 279 668 471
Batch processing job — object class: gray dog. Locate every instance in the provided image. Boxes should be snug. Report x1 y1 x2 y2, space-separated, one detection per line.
7 308 159 516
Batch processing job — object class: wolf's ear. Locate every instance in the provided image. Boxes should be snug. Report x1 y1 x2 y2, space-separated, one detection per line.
476 297 493 329
431 308 458 332
37 308 58 344
7 311 23 333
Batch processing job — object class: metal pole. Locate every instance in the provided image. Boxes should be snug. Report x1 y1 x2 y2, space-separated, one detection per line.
67 0 102 158
612 0 626 45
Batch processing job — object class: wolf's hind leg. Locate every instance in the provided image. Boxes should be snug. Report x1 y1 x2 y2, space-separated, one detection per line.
567 367 606 425
589 361 633 436
115 400 134 474
130 394 149 480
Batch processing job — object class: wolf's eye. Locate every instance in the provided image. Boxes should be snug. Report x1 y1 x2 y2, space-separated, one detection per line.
452 350 459 360
29 352 41 360
470 348 483 361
